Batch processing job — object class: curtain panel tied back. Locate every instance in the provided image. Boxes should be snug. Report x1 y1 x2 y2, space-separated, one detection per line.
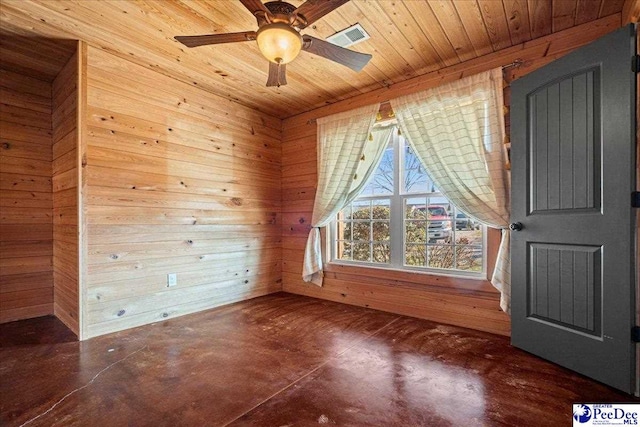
390 68 512 313
302 104 395 286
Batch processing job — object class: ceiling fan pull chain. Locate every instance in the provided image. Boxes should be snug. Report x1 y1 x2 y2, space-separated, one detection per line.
276 61 283 87
276 61 288 87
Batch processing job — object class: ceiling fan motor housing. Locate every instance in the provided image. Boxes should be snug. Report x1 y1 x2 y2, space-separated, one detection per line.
262 1 307 28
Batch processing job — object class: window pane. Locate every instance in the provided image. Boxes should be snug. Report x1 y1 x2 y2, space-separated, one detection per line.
360 144 394 196
372 199 390 219
405 220 426 243
455 228 483 246
351 200 371 219
425 201 451 244
353 243 371 262
405 197 427 219
454 245 483 271
372 221 390 242
338 242 352 259
352 221 370 241
428 220 452 244
454 211 472 231
427 245 455 269
405 243 426 266
403 138 438 194
403 142 428 193
373 243 390 264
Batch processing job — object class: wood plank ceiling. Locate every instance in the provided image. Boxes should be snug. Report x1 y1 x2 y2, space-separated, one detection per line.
0 0 629 119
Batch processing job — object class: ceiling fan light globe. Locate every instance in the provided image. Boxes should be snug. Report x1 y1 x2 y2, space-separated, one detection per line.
256 23 302 64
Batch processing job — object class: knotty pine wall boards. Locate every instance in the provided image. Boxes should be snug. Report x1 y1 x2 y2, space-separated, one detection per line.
2 40 283 339
81 46 283 339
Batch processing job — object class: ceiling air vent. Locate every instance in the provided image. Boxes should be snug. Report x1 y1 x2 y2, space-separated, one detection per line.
325 23 370 48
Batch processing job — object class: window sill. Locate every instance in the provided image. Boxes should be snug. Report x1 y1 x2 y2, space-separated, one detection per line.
324 261 499 299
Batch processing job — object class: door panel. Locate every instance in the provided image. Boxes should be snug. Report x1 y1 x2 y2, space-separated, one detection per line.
511 24 636 393
529 67 601 213
528 243 601 335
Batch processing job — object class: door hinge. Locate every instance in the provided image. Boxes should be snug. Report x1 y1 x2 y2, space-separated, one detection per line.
633 191 640 207
633 55 640 73
632 326 640 342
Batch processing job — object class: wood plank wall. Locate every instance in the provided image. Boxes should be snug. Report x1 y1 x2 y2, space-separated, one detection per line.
0 69 53 323
83 46 283 338
52 49 79 335
280 17 622 337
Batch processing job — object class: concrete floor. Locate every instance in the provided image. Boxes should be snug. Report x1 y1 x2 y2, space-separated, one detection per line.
0 293 635 426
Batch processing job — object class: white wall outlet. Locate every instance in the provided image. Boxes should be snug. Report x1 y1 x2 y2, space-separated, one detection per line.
167 273 177 287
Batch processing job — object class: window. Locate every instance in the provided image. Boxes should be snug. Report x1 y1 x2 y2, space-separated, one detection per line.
331 128 485 276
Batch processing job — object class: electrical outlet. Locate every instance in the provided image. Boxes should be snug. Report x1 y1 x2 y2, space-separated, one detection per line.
167 273 177 287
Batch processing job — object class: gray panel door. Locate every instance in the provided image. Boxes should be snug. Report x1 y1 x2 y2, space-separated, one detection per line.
511 24 636 393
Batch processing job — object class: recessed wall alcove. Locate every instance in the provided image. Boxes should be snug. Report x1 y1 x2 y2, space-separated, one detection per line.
1 35 81 336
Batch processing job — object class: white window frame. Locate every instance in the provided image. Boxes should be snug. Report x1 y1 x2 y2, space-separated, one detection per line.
329 127 487 278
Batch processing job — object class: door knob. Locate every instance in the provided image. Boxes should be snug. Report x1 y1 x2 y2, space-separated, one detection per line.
509 222 523 231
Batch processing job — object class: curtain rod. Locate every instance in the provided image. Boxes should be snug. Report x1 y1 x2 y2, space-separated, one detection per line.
305 59 524 125
502 59 524 69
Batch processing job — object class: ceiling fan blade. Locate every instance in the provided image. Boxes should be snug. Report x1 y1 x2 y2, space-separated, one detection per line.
266 62 287 87
302 35 371 72
294 0 350 29
175 32 257 48
239 0 273 21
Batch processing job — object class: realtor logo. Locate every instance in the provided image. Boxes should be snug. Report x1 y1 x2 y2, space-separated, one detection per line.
573 404 592 423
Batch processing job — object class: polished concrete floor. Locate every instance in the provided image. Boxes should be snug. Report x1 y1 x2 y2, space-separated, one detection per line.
0 293 635 426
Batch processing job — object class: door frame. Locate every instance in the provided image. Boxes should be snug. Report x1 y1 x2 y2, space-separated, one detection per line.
622 22 639 397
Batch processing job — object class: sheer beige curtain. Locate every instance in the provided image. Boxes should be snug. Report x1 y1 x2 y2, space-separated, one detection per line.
348 123 396 198
302 105 394 285
390 68 512 313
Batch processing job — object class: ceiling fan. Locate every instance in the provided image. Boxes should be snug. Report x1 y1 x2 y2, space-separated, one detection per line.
174 0 372 87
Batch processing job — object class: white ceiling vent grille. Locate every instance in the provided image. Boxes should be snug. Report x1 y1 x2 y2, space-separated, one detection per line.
325 23 370 48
